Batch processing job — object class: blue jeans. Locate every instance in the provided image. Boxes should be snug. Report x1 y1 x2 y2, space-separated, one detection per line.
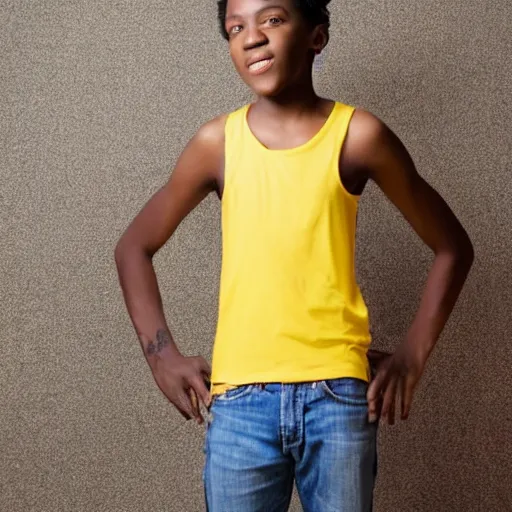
203 377 378 511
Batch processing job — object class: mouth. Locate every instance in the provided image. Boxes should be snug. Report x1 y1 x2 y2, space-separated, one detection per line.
247 57 274 75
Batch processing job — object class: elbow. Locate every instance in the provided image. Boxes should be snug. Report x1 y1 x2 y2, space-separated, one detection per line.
114 240 129 271
114 241 125 267
114 236 148 268
440 234 474 274
114 233 129 265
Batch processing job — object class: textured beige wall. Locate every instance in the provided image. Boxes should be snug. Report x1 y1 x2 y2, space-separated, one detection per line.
2 0 511 510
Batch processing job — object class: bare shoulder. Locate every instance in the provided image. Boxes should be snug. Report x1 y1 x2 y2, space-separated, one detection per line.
173 112 229 188
194 112 229 149
344 107 407 173
345 108 387 155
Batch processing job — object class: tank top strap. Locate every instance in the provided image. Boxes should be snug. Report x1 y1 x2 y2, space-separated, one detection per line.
322 102 357 154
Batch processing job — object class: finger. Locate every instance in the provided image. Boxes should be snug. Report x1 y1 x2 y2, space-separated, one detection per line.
367 391 379 424
158 382 190 420
367 349 391 364
401 374 415 420
189 387 198 412
376 393 384 418
381 375 398 422
367 367 387 402
367 366 389 423
190 374 212 409
368 392 384 424
175 388 196 422
188 387 204 424
176 407 191 421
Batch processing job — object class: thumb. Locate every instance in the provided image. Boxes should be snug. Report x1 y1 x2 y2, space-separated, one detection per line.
367 369 386 423
367 367 386 401
191 373 212 408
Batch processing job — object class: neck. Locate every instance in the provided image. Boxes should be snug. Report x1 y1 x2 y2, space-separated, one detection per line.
252 73 323 118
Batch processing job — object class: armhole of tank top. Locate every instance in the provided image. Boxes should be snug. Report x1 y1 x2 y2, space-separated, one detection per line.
333 105 361 203
222 109 237 200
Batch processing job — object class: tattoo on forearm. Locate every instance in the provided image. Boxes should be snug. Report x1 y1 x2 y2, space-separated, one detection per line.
146 328 171 356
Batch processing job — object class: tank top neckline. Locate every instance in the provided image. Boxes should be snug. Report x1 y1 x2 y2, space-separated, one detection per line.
243 101 339 155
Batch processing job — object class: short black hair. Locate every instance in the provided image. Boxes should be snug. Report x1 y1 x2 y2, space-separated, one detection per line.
217 0 331 41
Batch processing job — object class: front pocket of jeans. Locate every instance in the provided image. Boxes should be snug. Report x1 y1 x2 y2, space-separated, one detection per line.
214 384 255 402
320 378 369 406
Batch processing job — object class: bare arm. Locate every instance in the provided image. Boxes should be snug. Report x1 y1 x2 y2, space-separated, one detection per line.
344 109 474 423
114 115 225 422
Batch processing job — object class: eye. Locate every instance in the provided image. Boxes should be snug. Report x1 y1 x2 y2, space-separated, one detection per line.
268 16 283 25
228 24 243 36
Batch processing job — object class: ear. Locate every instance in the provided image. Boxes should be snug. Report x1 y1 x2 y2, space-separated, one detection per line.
311 24 329 54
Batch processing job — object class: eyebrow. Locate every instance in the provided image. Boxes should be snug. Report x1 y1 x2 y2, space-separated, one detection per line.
225 4 288 22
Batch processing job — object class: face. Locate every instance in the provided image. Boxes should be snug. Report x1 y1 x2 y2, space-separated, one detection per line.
224 0 326 97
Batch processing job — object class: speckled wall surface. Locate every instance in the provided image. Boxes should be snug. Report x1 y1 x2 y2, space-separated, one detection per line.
2 0 511 510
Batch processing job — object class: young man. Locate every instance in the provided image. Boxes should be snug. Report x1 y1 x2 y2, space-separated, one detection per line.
114 0 474 510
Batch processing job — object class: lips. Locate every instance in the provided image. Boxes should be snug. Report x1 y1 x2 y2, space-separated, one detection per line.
247 55 274 75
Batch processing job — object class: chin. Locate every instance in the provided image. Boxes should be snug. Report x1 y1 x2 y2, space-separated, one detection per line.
247 77 286 98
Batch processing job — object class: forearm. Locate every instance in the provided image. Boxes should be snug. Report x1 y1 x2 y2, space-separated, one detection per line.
114 245 182 365
405 245 474 359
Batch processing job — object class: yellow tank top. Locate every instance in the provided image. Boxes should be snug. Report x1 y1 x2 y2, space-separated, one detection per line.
210 101 372 396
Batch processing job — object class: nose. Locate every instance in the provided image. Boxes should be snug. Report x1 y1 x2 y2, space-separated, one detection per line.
243 23 268 51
